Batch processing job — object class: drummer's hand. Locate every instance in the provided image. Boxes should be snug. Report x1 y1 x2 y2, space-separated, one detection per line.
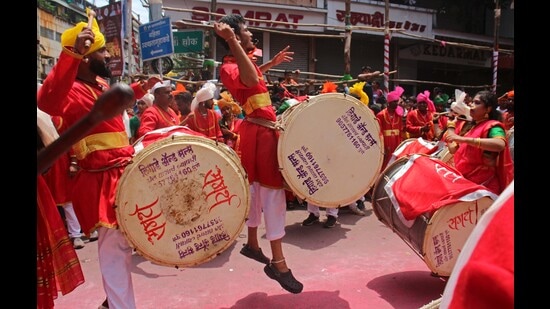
444 130 462 144
213 22 236 41
74 28 95 55
69 164 79 177
89 83 135 124
432 113 440 121
271 46 294 66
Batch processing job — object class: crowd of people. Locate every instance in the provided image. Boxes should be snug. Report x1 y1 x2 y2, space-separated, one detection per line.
37 12 514 309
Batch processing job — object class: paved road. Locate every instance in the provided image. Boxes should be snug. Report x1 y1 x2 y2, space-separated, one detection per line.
54 202 447 309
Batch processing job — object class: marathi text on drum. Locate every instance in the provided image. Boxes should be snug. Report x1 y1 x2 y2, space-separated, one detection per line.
335 106 378 155
138 145 197 177
173 218 232 259
447 206 485 231
432 231 453 268
178 230 231 259
286 145 329 195
129 197 167 245
204 166 242 211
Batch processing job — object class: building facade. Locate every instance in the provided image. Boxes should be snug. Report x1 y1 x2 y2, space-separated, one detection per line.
38 0 514 95
164 0 514 95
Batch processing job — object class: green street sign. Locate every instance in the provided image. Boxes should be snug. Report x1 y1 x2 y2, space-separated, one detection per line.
173 31 204 54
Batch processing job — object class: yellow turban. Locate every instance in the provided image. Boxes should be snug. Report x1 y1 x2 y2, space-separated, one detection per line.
61 10 105 55
349 82 370 106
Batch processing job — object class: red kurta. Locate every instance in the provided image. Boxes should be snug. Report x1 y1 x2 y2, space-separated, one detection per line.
219 56 283 188
185 109 224 142
406 109 436 140
37 47 144 234
136 105 179 138
453 120 514 195
42 116 74 205
376 108 404 171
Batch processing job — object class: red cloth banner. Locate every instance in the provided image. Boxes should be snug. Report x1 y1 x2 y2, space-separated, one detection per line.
385 155 497 222
388 137 441 166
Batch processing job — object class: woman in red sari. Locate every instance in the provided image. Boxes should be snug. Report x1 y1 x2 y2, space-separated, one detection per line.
444 90 514 195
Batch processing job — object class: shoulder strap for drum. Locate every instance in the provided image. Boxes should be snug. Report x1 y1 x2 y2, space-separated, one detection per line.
244 117 281 130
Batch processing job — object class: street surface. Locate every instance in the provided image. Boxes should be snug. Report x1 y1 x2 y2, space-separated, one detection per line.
54 202 447 309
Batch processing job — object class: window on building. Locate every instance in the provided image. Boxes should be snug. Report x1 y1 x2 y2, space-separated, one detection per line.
40 27 55 40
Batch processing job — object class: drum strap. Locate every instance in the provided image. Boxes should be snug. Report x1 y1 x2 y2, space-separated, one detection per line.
245 117 283 131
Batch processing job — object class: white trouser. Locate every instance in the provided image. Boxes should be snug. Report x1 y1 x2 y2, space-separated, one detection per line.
307 203 339 218
97 227 136 309
246 182 286 240
62 202 83 238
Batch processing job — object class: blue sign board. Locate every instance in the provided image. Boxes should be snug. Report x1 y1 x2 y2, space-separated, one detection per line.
139 17 174 62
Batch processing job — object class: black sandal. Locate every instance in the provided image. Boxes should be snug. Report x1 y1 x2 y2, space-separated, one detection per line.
264 263 304 294
240 244 270 264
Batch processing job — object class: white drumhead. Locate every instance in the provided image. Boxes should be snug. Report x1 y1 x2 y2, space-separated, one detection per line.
116 135 250 268
277 93 383 207
423 197 494 276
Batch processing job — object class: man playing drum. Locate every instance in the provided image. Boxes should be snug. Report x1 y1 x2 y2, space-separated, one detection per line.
214 14 304 294
37 13 159 308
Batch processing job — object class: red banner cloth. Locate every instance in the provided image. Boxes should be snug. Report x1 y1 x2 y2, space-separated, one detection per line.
385 155 497 222
133 125 207 153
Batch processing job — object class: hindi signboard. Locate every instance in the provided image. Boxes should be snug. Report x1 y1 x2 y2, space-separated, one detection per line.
173 31 204 54
139 17 174 62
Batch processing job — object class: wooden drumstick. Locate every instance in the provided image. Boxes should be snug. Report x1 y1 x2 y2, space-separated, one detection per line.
84 9 96 48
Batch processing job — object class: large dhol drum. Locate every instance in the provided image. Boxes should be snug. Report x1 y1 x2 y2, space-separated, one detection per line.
116 127 250 268
277 93 384 207
371 155 495 276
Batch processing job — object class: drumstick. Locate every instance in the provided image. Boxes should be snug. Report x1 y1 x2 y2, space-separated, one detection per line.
84 9 96 48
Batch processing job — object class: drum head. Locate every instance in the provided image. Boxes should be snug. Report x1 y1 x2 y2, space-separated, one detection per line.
115 135 250 268
423 197 494 276
277 93 383 207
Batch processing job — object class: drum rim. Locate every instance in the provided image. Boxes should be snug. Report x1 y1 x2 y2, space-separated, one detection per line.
116 135 250 268
422 197 494 277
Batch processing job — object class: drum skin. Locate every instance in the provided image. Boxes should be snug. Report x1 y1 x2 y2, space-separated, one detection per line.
277 93 384 207
115 135 250 268
371 156 494 276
